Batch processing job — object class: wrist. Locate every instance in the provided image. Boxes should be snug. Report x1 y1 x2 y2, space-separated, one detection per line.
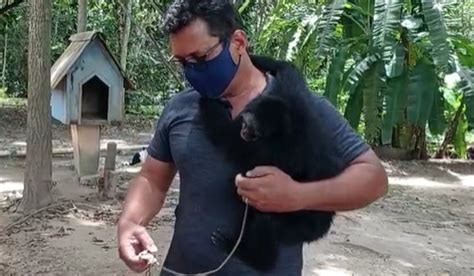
293 179 328 211
118 213 145 228
118 216 134 229
292 180 310 211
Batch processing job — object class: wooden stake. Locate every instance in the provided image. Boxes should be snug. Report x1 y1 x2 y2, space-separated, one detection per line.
98 142 117 200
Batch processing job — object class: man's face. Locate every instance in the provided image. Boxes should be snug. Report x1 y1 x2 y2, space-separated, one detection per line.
168 18 242 69
168 18 248 98
170 19 221 64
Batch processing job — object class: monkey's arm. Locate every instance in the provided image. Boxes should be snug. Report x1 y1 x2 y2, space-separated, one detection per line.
295 149 388 212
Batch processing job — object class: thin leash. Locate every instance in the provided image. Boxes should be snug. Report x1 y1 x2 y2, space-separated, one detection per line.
145 199 249 276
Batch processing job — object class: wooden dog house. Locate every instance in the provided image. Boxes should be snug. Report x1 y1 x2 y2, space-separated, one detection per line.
50 31 133 177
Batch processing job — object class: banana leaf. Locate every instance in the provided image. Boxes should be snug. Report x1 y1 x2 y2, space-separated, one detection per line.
407 59 437 127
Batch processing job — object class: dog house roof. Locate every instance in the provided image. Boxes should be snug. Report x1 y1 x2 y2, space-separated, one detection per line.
50 31 133 90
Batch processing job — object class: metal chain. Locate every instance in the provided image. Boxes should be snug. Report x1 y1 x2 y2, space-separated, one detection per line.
146 200 249 276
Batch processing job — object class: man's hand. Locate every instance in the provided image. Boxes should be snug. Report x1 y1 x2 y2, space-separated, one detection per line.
117 219 158 273
235 166 303 212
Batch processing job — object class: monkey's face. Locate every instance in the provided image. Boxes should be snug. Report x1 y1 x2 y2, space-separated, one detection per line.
239 96 292 143
240 112 261 142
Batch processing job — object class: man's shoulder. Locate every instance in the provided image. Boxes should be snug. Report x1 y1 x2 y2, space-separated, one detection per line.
299 90 336 117
165 87 200 110
159 87 201 121
303 91 370 166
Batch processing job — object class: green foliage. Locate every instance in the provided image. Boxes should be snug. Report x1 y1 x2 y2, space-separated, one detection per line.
346 54 380 90
361 61 385 143
452 36 474 68
458 67 474 129
407 58 436 127
314 0 346 60
454 111 468 156
382 70 408 144
344 82 364 130
385 44 405 78
0 87 7 98
0 3 28 97
324 47 347 105
320 0 473 153
421 0 450 74
441 83 468 156
286 14 319 66
1 0 473 157
372 0 403 61
428 86 447 135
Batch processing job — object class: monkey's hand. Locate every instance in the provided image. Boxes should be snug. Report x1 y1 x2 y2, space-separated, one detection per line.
235 166 303 213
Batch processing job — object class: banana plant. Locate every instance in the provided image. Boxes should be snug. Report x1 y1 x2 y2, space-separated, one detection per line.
311 0 473 158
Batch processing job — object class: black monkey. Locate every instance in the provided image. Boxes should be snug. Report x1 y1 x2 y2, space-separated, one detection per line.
198 56 338 272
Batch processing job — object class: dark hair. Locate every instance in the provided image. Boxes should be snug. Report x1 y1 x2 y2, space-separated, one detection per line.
162 0 243 40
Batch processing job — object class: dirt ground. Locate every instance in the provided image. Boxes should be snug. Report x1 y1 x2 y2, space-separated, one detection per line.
0 106 473 275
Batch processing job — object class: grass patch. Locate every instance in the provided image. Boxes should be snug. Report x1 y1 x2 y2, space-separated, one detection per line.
0 97 27 107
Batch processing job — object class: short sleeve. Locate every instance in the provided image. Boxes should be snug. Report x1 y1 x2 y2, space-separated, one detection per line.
311 95 370 166
147 101 174 163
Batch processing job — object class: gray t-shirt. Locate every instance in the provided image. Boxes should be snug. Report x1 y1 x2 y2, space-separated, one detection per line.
147 74 369 275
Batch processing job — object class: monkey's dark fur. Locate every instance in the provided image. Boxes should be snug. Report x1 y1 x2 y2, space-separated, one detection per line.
198 56 339 272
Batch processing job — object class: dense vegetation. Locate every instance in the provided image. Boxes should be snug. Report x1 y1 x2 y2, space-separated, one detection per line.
1 0 473 158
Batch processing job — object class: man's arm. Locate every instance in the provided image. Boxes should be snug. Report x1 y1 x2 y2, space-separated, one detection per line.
117 156 176 272
292 96 388 211
117 96 176 272
119 96 176 226
296 148 387 211
236 149 387 213
118 156 177 227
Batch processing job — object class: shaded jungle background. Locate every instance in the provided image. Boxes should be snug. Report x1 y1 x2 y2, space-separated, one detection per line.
1 0 473 275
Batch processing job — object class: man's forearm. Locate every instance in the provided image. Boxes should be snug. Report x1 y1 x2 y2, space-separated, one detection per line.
119 175 168 226
296 154 388 212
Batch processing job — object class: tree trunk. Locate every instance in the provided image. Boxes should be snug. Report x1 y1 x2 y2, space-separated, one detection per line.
77 0 87 33
2 25 7 88
434 102 465 158
20 0 53 212
119 0 132 72
415 126 429 160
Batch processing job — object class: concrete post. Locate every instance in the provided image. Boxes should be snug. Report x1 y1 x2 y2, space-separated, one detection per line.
70 124 100 177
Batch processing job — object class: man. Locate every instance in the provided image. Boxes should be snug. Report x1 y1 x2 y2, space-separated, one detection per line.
117 0 388 275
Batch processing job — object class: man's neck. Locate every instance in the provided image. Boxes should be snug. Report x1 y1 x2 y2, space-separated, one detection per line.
223 64 267 118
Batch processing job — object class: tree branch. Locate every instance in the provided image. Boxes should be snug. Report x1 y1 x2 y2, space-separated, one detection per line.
0 0 25 15
117 0 184 89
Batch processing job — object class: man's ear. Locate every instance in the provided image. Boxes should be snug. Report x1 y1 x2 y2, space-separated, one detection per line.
231 29 248 54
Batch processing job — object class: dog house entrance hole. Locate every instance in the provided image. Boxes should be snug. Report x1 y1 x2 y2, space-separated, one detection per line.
81 76 109 122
